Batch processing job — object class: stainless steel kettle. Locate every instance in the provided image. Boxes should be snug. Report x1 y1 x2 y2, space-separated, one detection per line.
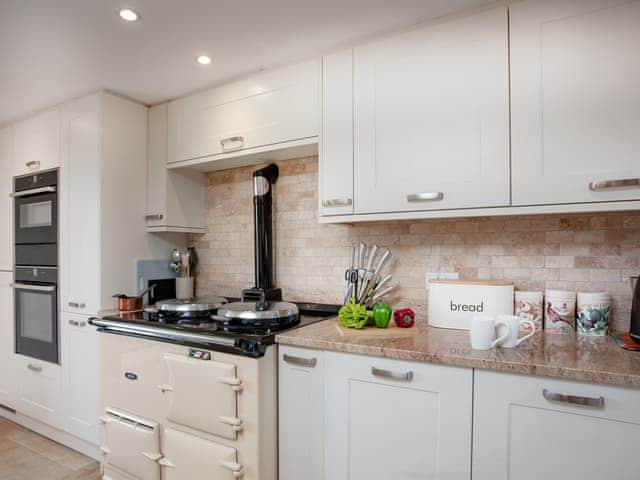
631 275 640 342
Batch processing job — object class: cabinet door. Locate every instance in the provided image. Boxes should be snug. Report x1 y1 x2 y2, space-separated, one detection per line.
160 427 243 480
278 346 324 480
15 354 62 428
320 49 354 216
511 0 640 205
0 272 15 409
473 370 640 480
168 59 319 163
353 6 509 214
0 127 12 271
325 352 472 480
147 104 205 232
62 312 99 445
60 94 100 315
13 108 60 176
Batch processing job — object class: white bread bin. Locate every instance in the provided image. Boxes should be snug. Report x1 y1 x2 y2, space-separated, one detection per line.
428 280 514 330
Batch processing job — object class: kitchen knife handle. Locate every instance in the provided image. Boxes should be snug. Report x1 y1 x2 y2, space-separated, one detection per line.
588 178 640 191
322 198 353 207
283 354 317 368
542 388 604 408
407 192 444 202
371 366 413 382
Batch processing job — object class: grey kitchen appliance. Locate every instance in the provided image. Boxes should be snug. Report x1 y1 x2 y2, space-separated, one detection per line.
12 170 59 363
13 266 59 363
631 275 640 342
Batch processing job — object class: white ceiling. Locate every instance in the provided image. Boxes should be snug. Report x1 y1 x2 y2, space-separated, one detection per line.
0 0 493 125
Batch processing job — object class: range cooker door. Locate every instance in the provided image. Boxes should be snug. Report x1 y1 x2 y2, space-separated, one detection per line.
100 408 162 480
160 427 243 480
160 353 242 440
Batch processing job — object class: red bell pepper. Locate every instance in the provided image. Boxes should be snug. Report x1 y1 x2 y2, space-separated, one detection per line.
393 308 415 328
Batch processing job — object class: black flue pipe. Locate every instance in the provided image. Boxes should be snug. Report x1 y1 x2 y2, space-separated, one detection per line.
252 164 279 290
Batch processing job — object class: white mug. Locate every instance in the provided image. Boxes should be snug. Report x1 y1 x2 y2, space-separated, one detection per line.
470 315 510 350
496 314 535 348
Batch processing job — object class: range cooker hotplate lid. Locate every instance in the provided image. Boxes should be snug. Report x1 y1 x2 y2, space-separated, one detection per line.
216 300 299 321
155 296 228 313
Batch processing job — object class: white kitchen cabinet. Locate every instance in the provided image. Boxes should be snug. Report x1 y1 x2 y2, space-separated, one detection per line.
60 94 100 315
61 312 99 445
160 427 243 480
352 6 509 214
511 0 640 205
13 107 60 176
0 272 15 410
14 353 62 429
473 370 640 480
325 351 473 480
60 91 167 316
146 104 205 233
278 346 324 480
0 126 12 271
319 49 354 217
167 59 319 166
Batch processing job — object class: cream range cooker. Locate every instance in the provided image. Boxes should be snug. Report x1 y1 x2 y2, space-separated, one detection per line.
92 299 337 480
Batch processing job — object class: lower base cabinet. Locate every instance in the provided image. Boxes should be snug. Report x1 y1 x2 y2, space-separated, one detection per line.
473 370 640 480
278 346 473 480
0 271 15 410
14 354 62 429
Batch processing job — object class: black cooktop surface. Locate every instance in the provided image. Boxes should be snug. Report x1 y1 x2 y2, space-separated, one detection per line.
91 300 339 358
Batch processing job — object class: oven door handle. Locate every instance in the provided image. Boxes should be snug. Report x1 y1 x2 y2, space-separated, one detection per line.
10 283 56 293
10 186 57 198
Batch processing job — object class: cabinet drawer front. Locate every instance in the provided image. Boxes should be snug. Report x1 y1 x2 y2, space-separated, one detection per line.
168 59 318 164
163 353 239 440
101 409 161 480
161 427 241 480
15 355 62 427
325 352 472 480
473 370 640 480
511 0 640 205
353 6 509 214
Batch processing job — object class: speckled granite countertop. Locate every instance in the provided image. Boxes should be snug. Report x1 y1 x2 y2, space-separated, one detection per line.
276 318 640 389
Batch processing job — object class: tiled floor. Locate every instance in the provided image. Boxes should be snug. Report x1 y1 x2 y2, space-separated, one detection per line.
0 417 100 480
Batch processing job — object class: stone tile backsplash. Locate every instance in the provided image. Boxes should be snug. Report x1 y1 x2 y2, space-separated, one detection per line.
190 156 640 332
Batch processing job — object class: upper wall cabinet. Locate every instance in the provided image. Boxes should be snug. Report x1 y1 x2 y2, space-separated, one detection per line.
0 127 12 271
353 6 510 214
13 107 60 176
511 0 640 205
147 104 205 233
319 50 354 217
167 59 319 167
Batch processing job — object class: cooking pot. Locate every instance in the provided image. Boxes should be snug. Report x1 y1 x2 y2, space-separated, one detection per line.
113 284 157 312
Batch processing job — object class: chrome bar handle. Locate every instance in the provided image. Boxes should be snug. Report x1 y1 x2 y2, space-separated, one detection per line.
27 364 42 373
221 136 245 151
322 198 353 208
144 214 164 221
543 388 604 408
26 160 41 170
11 283 56 293
371 366 414 382
589 178 640 191
283 354 317 368
68 301 86 309
407 192 444 202
10 186 57 197
69 319 80 327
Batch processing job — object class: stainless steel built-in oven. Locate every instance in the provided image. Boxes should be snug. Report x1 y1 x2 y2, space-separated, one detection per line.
12 266 59 364
13 170 58 267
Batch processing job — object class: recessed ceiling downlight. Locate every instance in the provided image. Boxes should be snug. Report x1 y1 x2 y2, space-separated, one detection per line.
119 9 139 22
197 55 212 65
